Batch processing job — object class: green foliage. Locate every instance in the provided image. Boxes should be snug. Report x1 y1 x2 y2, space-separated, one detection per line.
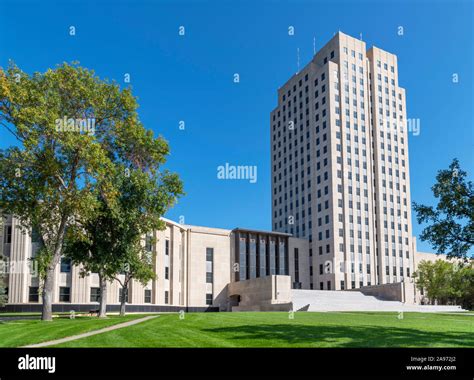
413 259 474 309
452 264 474 310
413 159 474 259
0 61 183 318
64 163 183 286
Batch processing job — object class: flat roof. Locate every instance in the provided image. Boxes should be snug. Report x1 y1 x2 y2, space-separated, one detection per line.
232 227 292 237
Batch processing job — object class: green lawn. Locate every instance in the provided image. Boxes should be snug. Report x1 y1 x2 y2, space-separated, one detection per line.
50 311 474 348
0 314 146 347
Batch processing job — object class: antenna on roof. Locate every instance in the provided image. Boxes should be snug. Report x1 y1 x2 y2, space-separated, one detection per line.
313 36 316 55
296 47 300 73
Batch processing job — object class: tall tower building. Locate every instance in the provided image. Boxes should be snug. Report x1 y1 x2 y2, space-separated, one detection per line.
270 32 415 291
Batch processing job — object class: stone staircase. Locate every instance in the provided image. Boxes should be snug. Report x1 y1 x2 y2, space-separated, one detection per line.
292 290 466 313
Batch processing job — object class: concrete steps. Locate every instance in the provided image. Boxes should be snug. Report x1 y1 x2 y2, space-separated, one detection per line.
292 290 465 313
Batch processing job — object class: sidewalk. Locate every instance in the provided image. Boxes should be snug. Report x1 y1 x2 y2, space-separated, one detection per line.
22 315 158 347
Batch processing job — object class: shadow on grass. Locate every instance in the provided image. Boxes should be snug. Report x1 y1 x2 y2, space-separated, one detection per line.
202 324 473 347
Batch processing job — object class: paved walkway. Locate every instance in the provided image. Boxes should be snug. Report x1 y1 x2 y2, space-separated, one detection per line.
22 315 158 348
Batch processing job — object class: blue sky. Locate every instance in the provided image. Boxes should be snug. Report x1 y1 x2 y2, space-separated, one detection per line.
0 0 472 253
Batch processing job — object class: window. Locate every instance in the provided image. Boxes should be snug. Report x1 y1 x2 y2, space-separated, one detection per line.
164 291 169 304
165 266 169 280
165 239 170 255
90 287 100 302
31 227 41 243
144 289 152 303
206 272 213 283
206 247 214 262
28 286 39 302
206 293 213 305
294 248 299 283
60 257 71 273
59 287 70 302
145 234 153 252
206 247 214 283
4 225 12 244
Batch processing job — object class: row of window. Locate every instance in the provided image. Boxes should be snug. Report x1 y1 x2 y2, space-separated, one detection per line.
310 268 410 291
26 286 191 305
27 286 155 304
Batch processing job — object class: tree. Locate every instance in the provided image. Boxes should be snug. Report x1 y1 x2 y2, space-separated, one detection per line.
413 260 454 304
0 62 175 320
413 259 474 308
451 263 474 310
115 239 156 317
413 159 474 260
64 165 182 317
62 201 120 318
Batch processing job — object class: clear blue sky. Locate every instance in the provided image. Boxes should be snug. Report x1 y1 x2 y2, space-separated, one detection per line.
0 0 472 253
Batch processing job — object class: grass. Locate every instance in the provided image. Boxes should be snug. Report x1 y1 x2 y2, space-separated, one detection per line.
0 314 147 347
0 312 84 317
50 311 474 348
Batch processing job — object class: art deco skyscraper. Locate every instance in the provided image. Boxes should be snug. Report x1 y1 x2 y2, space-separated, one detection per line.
271 32 415 291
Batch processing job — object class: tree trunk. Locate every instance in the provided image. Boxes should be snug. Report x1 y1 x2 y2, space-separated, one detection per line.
41 265 55 321
41 215 68 321
120 284 127 317
98 273 107 318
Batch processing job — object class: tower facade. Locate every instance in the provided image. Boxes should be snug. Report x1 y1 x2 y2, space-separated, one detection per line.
270 32 415 290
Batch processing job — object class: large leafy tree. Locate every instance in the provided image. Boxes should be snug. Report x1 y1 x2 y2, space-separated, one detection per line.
65 165 182 317
413 159 474 260
115 238 156 317
0 62 178 320
414 259 474 309
413 260 455 304
452 264 474 310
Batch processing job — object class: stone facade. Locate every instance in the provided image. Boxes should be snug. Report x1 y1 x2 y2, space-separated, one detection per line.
271 32 415 291
0 216 310 311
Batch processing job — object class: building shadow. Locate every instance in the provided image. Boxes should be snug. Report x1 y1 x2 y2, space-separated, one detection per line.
202 323 473 347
